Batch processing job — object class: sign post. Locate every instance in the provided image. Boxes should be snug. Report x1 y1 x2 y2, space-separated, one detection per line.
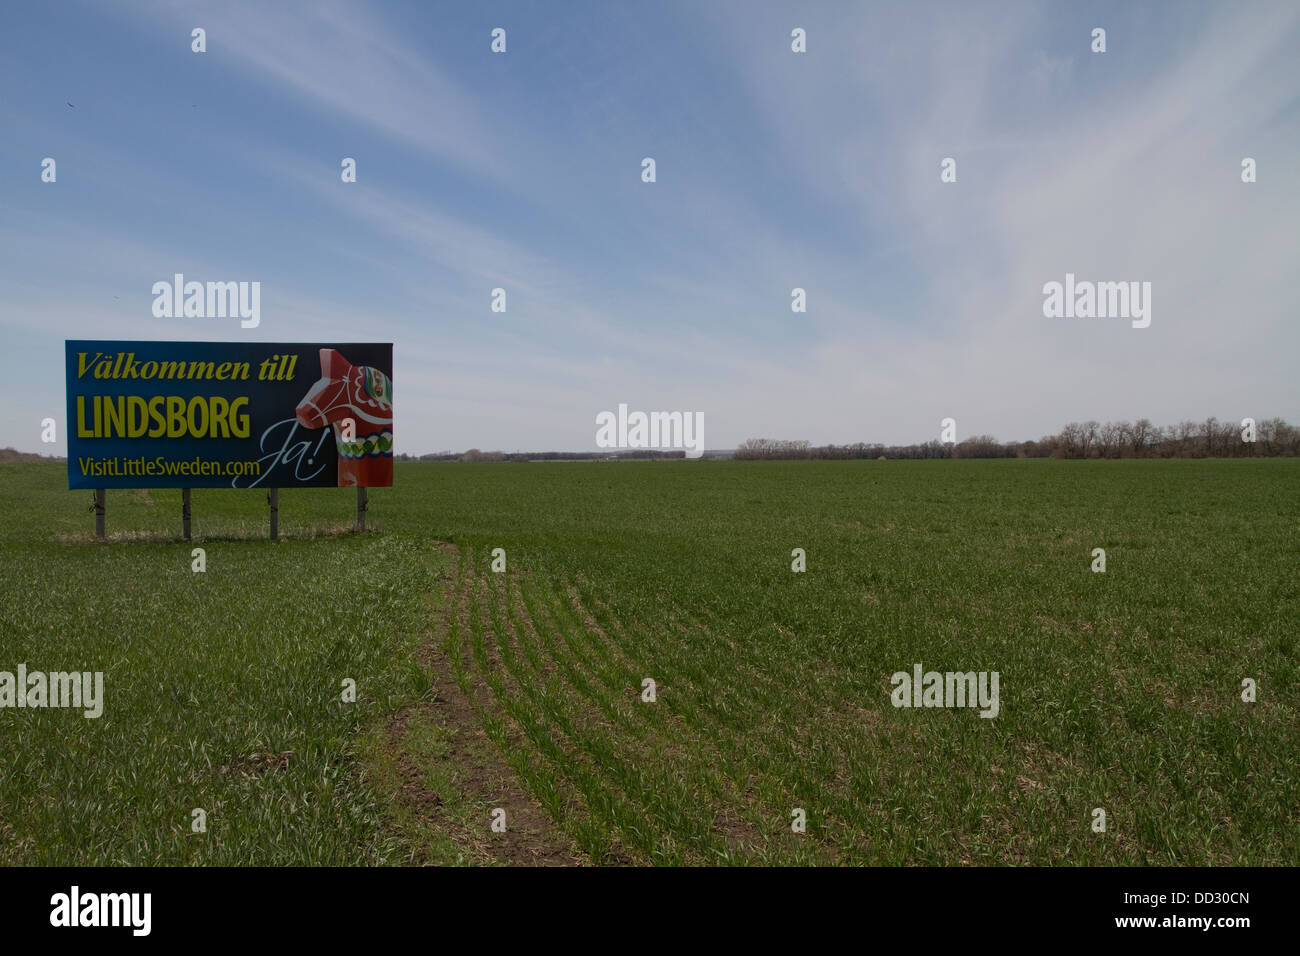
182 488 192 540
357 487 367 530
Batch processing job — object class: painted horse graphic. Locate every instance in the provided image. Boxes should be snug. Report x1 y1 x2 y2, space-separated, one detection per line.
294 348 393 486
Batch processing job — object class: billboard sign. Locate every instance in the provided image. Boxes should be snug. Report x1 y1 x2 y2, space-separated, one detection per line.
66 341 393 489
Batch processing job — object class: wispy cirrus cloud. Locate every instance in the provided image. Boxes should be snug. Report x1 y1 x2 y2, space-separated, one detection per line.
1 1 1296 455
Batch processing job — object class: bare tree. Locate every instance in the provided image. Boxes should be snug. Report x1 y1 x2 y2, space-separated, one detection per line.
1128 418 1152 456
1078 421 1099 458
1099 421 1123 458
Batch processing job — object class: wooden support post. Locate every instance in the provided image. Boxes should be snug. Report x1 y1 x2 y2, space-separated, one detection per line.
94 488 106 538
357 487 367 530
182 488 192 541
269 488 279 540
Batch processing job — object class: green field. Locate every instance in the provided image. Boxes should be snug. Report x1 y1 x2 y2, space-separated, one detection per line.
0 459 1295 865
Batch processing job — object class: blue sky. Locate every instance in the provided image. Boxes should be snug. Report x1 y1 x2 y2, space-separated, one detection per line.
2 0 1297 455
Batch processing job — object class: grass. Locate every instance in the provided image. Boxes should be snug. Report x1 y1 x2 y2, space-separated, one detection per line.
0 470 443 864
0 458 1295 865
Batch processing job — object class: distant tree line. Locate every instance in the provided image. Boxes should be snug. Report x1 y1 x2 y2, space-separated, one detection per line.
734 418 1300 460
395 448 687 463
0 446 62 463
385 417 1300 463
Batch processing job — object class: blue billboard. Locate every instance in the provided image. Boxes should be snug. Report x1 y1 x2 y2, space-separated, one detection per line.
66 341 393 489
